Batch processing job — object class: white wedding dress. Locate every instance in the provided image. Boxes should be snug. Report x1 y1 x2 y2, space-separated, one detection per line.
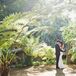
58 51 65 68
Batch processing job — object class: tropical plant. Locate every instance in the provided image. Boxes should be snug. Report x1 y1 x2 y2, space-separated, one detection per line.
0 49 16 76
62 23 76 50
61 23 76 64
32 43 55 65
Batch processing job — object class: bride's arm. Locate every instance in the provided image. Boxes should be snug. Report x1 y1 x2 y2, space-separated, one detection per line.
60 47 65 52
60 47 64 52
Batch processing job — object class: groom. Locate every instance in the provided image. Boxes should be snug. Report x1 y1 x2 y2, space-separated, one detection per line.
55 40 64 69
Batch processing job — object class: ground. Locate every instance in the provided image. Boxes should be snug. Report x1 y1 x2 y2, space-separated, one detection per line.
9 65 76 76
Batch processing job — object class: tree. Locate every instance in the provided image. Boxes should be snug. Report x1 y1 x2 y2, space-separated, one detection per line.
62 23 76 50
61 23 76 64
0 0 38 20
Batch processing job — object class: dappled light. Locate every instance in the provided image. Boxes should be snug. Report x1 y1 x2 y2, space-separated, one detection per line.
0 0 76 76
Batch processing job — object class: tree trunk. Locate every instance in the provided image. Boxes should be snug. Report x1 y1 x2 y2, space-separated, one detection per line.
67 54 72 64
0 64 9 76
1 69 9 76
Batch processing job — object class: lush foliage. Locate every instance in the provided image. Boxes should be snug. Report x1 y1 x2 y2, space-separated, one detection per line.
0 1 76 76
0 0 76 71
0 12 56 68
32 43 55 65
61 23 76 63
0 0 37 20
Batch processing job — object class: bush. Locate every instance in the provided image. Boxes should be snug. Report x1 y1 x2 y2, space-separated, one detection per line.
32 44 55 65
32 61 41 66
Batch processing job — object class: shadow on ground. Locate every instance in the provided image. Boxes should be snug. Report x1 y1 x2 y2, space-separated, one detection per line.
9 65 76 76
56 69 65 76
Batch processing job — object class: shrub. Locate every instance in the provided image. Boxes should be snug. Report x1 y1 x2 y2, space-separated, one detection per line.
32 43 55 65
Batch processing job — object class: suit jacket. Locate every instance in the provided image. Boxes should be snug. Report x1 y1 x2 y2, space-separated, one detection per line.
55 44 64 56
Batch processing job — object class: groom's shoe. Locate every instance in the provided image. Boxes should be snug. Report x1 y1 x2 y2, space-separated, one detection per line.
56 67 60 69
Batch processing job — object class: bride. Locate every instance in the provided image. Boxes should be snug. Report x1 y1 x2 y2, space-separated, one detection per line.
58 42 65 69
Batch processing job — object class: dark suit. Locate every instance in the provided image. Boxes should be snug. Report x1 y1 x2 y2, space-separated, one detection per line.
55 43 64 68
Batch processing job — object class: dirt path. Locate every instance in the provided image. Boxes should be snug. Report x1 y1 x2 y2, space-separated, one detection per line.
9 65 76 76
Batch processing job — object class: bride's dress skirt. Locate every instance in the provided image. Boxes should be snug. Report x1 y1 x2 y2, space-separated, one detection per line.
58 52 65 68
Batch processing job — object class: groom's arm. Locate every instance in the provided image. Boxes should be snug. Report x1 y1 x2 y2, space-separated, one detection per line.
56 44 64 52
59 48 65 52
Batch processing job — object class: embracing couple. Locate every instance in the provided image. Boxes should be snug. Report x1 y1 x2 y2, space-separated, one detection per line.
55 40 65 69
